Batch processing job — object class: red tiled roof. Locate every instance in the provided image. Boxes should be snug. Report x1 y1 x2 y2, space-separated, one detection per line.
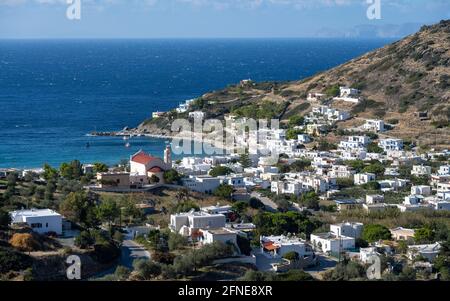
131 151 156 165
148 167 163 173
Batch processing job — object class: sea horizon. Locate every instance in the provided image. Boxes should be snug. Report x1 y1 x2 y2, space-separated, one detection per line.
0 38 394 169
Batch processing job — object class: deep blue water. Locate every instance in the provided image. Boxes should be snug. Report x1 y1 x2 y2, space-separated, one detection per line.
0 39 393 168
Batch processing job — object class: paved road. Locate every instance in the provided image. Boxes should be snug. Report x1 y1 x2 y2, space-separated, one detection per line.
119 232 151 269
91 232 150 279
251 191 278 212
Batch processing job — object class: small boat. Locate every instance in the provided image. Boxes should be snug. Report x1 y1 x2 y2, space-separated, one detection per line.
125 142 131 148
123 136 130 141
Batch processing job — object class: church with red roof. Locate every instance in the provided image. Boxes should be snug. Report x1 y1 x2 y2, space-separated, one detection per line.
130 149 171 183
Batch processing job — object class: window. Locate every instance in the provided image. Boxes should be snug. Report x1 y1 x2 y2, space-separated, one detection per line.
31 223 42 228
46 223 49 228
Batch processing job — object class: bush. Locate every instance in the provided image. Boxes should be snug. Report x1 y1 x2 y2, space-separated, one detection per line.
0 209 11 228
75 231 95 249
152 251 176 265
213 184 234 200
133 259 162 280
283 251 300 261
114 265 131 281
164 169 181 184
362 224 392 242
249 197 265 210
168 233 188 251
209 166 233 177
92 243 120 264
9 233 42 252
0 247 33 273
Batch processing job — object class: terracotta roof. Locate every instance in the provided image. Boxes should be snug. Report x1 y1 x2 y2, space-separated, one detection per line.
148 167 163 173
131 151 156 165
263 241 280 251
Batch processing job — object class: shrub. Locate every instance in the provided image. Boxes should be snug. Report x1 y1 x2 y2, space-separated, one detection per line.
283 251 300 261
362 224 392 242
133 259 162 280
9 233 42 252
0 209 11 228
92 243 120 264
0 247 33 273
209 166 233 177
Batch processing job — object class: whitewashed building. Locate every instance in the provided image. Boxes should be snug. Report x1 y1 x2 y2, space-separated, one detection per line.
354 173 376 185
379 139 403 151
10 209 62 235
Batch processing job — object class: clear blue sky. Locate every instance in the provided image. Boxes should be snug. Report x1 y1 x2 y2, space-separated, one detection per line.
1 0 449 38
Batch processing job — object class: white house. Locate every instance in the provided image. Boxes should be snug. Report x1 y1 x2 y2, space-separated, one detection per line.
354 173 376 185
411 185 432 196
390 227 415 241
200 228 238 250
182 175 221 194
411 165 432 176
407 243 441 262
437 165 450 175
378 139 403 151
360 247 380 264
260 235 315 259
310 232 355 254
188 111 205 120
364 119 385 132
297 134 311 144
170 210 226 236
366 194 384 204
10 209 62 235
330 222 363 239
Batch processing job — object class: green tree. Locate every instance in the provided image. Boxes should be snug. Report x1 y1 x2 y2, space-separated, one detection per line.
168 232 188 251
288 115 305 127
283 251 300 261
93 162 109 173
345 160 365 173
133 259 162 280
97 198 121 230
363 162 386 176
298 191 320 210
232 202 249 215
367 142 384 154
59 192 99 228
362 224 392 242
239 153 252 168
164 169 181 184
325 84 340 97
213 184 234 200
114 266 131 281
42 163 58 181
209 166 233 177
414 227 434 244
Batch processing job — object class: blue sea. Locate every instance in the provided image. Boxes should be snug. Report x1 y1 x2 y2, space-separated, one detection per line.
0 39 393 168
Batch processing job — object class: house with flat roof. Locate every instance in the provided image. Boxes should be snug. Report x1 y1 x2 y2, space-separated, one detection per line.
260 235 315 259
407 243 441 262
330 222 363 239
310 232 355 255
170 210 226 237
390 227 415 241
10 209 62 235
